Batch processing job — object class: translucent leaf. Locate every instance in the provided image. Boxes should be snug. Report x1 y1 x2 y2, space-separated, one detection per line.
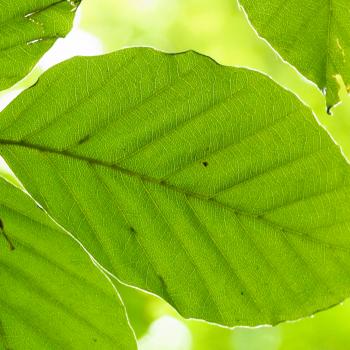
239 0 350 109
0 48 350 326
0 0 80 90
0 178 137 349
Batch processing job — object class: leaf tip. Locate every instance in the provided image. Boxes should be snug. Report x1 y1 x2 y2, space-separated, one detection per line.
326 105 334 115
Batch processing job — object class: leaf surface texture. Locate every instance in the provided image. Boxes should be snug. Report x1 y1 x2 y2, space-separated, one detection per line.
0 0 79 90
0 178 137 349
1 48 350 326
239 0 350 108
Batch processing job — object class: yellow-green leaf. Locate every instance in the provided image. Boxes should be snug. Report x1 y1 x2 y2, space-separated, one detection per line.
0 177 137 349
0 0 79 90
0 48 350 327
239 0 350 109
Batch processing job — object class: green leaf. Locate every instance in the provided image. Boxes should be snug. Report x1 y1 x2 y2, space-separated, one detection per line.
0 48 350 327
238 0 350 109
0 178 137 349
0 0 80 91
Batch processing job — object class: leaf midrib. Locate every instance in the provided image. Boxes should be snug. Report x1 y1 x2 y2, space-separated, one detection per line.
0 138 349 255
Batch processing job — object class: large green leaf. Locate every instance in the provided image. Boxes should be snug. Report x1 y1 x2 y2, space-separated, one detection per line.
238 0 350 110
0 48 350 327
0 0 80 91
0 177 137 349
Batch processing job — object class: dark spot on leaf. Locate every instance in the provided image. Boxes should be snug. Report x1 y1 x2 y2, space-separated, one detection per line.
93 338 97 343
130 226 136 234
202 161 209 167
77 134 91 145
159 180 166 185
158 275 165 285
0 219 15 251
240 291 244 296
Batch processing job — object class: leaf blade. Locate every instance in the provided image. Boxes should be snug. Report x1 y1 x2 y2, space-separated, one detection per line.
0 0 79 90
1 48 350 326
238 0 350 109
0 177 137 349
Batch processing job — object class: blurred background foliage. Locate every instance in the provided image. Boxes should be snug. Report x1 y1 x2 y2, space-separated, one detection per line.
1 0 350 349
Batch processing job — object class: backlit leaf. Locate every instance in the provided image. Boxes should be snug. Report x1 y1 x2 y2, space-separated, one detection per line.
0 48 350 326
0 177 137 349
0 0 80 90
239 0 350 109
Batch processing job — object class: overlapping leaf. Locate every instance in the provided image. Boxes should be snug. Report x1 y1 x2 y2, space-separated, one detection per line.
0 0 80 90
0 48 350 327
0 177 137 349
239 0 350 109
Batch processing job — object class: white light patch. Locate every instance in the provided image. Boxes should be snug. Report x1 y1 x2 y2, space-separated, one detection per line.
0 90 22 112
0 157 12 174
37 7 103 71
38 29 104 71
0 156 23 189
139 316 192 350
